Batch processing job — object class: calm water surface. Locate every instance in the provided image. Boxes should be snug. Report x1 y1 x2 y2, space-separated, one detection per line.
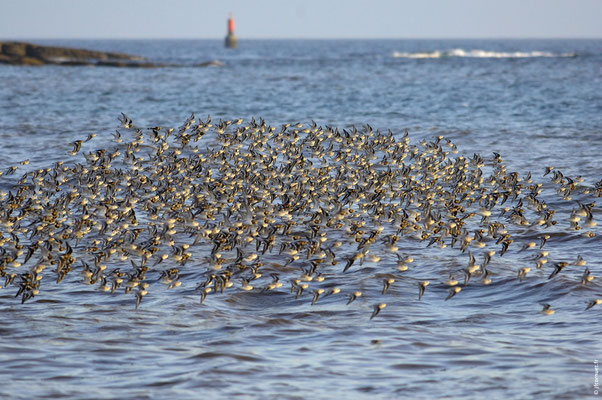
1 39 601 399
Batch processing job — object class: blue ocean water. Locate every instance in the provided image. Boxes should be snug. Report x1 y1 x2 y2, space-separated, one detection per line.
0 39 601 399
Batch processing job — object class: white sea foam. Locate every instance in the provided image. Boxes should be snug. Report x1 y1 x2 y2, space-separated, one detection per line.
392 49 576 59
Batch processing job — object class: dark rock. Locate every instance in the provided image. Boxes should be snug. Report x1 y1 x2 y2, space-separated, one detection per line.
2 42 28 56
96 60 158 68
24 42 141 62
0 53 45 65
0 41 146 67
0 41 223 68
55 60 95 66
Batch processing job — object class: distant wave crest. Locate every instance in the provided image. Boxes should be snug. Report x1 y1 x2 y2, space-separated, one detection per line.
392 49 576 59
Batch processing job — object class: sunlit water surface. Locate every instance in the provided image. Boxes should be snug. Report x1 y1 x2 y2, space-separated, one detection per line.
1 39 601 399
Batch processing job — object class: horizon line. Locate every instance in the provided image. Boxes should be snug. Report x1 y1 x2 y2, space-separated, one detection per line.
2 36 601 41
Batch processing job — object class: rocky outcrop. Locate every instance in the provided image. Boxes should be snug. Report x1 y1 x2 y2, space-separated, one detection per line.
0 41 148 66
0 41 222 68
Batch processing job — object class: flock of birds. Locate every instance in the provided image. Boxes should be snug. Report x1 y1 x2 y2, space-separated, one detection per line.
0 113 600 317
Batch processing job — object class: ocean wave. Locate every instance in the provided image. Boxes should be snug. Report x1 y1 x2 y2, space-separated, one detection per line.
392 49 577 59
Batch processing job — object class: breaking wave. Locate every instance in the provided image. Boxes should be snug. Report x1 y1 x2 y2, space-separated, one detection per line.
392 48 577 59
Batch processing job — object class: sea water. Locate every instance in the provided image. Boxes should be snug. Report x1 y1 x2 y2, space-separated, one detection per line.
0 39 601 399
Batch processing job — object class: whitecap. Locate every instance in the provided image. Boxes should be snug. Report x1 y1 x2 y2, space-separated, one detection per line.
392 49 576 59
